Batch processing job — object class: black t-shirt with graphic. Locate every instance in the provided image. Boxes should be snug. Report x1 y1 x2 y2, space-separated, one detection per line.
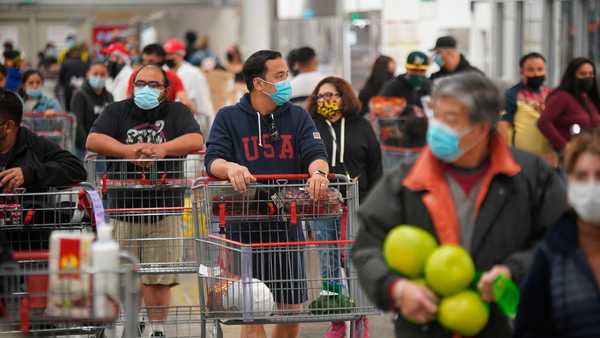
90 99 202 223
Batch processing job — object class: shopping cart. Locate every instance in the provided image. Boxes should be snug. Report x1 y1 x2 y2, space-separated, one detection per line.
0 184 101 252
368 96 426 171
0 184 140 337
86 154 205 275
0 250 139 337
22 112 77 152
192 174 379 338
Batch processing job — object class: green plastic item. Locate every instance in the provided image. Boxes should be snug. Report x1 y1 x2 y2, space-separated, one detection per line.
470 271 520 318
492 274 520 318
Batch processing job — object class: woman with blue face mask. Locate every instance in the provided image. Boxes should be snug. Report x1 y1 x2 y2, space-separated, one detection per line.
70 62 114 159
18 70 62 114
515 128 600 338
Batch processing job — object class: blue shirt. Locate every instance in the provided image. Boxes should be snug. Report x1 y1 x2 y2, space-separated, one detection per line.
5 67 22 92
25 94 63 113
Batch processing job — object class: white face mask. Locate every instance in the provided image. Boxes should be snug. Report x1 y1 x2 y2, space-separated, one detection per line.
568 182 600 224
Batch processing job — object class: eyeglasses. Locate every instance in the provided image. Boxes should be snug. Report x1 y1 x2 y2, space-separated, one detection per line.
133 80 164 89
269 114 280 142
315 92 341 101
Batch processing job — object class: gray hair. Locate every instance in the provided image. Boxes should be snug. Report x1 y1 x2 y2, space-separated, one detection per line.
431 72 503 125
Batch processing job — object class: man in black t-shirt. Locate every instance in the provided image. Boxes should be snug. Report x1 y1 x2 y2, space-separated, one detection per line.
86 64 203 337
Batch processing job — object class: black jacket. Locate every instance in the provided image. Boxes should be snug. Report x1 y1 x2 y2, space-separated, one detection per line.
312 115 382 202
514 211 600 338
378 74 432 148
2 128 87 251
351 134 566 338
430 54 484 82
58 58 88 111
358 73 394 115
6 127 87 192
379 74 432 104
70 81 113 150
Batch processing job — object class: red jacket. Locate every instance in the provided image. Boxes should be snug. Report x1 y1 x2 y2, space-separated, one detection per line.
538 90 600 151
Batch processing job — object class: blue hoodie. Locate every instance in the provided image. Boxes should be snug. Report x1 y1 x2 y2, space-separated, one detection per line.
205 94 327 176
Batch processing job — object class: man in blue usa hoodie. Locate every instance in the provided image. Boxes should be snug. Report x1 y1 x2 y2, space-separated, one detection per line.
205 50 329 338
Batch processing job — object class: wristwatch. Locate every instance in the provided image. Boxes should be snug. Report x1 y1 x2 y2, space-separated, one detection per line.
312 170 329 178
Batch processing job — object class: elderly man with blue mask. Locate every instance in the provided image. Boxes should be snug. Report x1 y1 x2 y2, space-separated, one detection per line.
352 72 567 338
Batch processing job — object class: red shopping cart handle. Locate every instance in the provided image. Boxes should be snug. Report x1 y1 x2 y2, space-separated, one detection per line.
193 173 347 189
200 173 338 182
23 111 75 120
381 145 425 153
13 251 49 261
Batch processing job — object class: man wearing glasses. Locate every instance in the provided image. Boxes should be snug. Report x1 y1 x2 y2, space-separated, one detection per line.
123 43 196 113
86 64 203 338
205 50 329 338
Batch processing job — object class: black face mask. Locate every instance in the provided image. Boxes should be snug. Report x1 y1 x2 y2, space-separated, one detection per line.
525 75 545 90
165 59 176 69
107 61 124 78
576 77 595 92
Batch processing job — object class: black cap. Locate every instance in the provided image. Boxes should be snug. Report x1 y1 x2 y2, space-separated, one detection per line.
430 36 457 51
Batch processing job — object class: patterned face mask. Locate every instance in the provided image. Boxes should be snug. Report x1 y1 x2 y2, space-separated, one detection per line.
317 100 341 119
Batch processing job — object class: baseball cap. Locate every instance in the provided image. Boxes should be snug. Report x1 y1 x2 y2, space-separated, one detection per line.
406 51 429 71
101 42 129 57
163 38 185 54
430 36 457 51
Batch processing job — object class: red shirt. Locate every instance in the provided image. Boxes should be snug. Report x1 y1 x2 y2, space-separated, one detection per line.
443 161 490 195
539 90 600 151
127 69 185 101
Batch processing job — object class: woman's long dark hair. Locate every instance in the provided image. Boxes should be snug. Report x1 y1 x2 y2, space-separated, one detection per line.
360 55 394 98
305 76 362 120
550 57 600 112
18 69 44 99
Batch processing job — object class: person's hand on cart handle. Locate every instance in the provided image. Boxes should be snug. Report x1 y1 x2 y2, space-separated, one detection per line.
140 144 167 160
392 279 439 324
226 162 256 192
44 109 57 117
307 169 329 200
0 167 25 193
121 143 154 168
122 143 148 160
478 265 511 302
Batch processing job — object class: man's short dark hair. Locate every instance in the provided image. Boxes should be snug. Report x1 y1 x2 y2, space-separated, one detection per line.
294 46 316 66
519 52 546 68
243 50 282 91
0 89 23 125
142 43 166 59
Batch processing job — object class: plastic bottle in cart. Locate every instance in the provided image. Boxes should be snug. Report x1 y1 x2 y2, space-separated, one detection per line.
92 224 119 318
